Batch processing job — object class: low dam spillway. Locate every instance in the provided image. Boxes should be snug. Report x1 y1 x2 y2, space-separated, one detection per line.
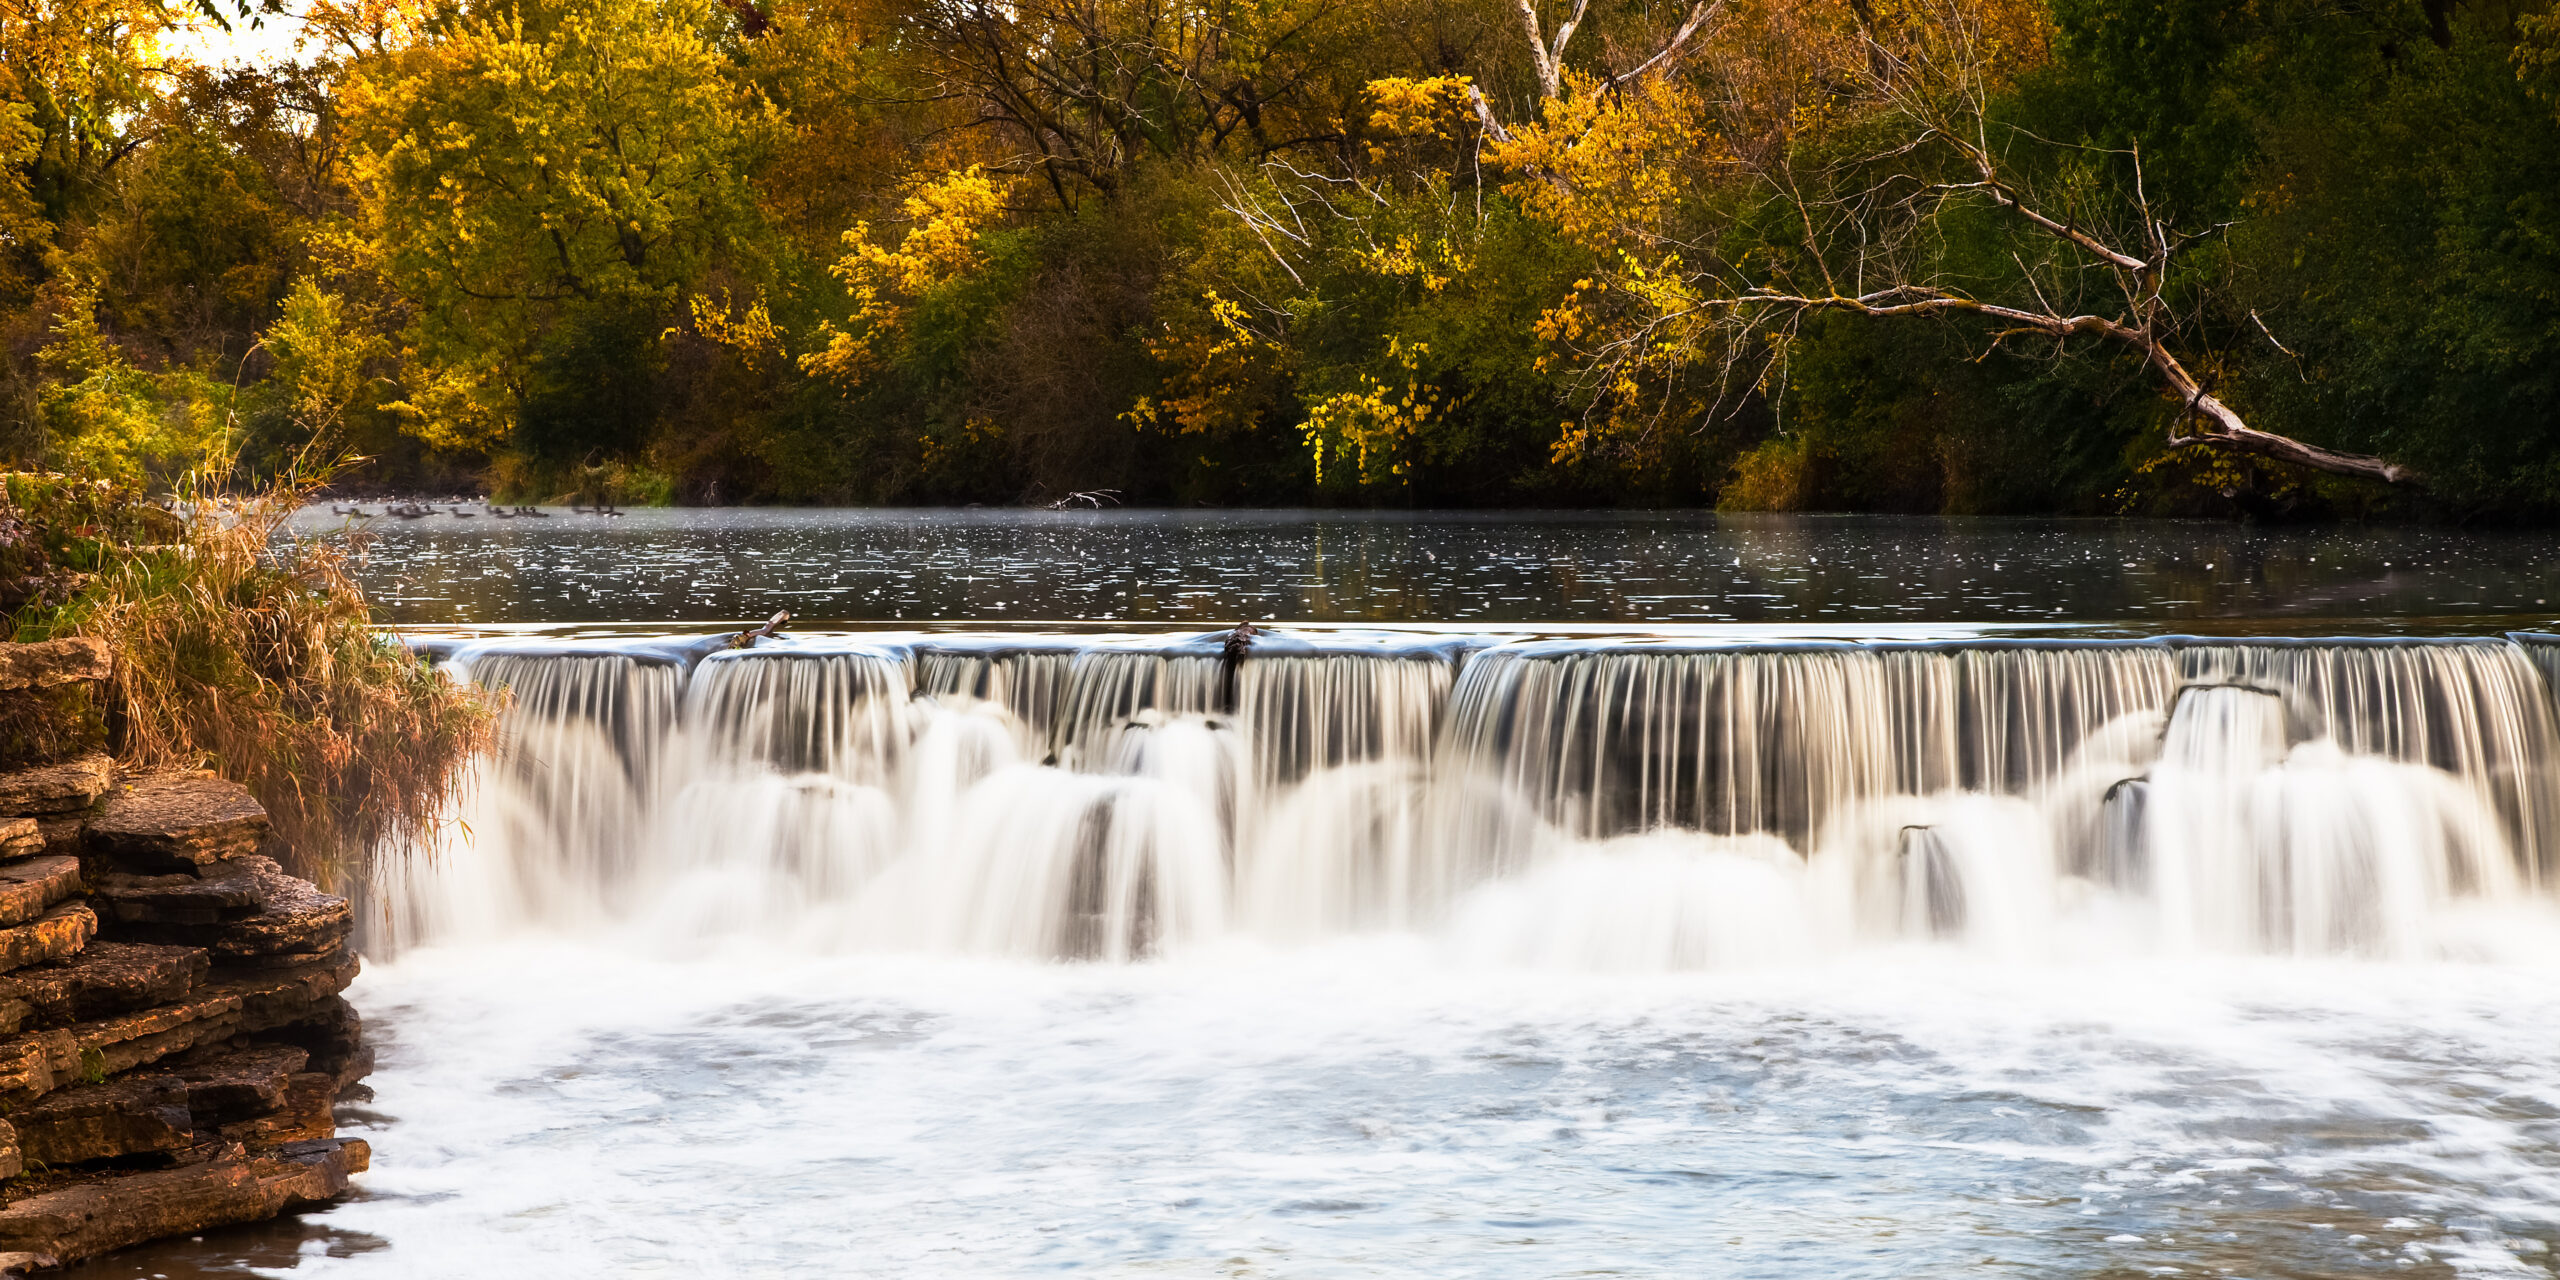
245 621 2560 1278
383 628 2560 968
219 508 2560 1278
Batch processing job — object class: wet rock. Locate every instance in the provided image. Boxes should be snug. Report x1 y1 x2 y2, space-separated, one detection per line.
0 944 208 1029
0 756 108 818
0 953 359 1107
0 858 75 929
89 861 261 926
214 1072 334 1147
117 859 350 961
259 998 370 1095
85 773 268 872
162 1045 308 1125
0 641 110 693
9 1076 194 1165
0 823 38 860
0 905 92 976
0 1137 368 1265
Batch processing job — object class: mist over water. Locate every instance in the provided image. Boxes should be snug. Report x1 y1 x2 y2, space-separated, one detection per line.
168 512 2560 1279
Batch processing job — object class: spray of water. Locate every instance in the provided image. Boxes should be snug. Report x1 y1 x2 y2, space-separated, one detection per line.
381 631 2560 967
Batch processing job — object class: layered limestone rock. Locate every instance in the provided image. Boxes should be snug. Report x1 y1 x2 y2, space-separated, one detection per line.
0 645 367 1275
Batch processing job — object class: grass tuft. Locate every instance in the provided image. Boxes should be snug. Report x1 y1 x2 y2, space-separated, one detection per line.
5 469 496 892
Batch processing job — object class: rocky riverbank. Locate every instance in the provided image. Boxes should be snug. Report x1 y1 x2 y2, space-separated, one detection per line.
0 639 368 1273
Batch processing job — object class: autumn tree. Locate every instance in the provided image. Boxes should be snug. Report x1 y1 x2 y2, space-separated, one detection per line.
331 0 779 454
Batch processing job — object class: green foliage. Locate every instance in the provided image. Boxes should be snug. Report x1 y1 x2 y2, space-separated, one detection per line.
33 286 234 486
0 0 2553 517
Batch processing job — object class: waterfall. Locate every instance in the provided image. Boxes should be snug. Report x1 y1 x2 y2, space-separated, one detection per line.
379 630 2560 967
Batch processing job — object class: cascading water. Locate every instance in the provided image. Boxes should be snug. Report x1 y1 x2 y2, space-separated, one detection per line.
283 514 2560 1279
379 629 2560 968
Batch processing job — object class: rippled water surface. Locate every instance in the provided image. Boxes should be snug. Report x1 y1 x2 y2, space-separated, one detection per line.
118 945 2560 1279
291 507 2560 630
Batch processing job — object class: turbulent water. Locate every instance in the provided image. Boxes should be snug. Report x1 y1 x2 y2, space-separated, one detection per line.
109 509 2560 1279
104 626 2525 1278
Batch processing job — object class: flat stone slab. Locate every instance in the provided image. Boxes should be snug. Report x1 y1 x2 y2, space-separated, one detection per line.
31 817 77 859
10 1075 195 1165
0 954 358 1107
216 1071 334 1147
0 756 108 819
0 1137 366 1264
163 1045 309 1125
0 858 76 930
0 905 91 977
91 862 261 926
0 822 38 860
85 773 268 872
4 1043 321 1168
0 642 109 693
119 859 349 961
1 943 207 1029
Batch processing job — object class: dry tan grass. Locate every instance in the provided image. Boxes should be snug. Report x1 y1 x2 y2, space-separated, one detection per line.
7 471 497 891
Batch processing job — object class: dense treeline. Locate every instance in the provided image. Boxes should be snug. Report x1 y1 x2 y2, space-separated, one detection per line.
1 0 2556 515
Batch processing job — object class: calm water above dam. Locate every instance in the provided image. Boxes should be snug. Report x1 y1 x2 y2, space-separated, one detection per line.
290 506 2560 631
110 511 2560 1280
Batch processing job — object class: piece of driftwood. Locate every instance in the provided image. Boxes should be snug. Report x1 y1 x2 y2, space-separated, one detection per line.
733 611 792 650
1219 621 1260 711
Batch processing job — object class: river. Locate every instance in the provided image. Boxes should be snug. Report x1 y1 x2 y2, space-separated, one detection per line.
82 509 2560 1279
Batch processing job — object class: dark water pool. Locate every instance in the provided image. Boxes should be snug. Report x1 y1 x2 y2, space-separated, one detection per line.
287 507 2560 633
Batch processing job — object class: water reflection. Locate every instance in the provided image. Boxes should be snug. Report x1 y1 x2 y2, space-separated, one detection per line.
285 508 2560 629
58 1205 386 1278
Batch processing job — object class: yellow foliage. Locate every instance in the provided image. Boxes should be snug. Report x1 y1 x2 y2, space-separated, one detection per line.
687 288 785 371
1301 337 1454 485
917 415 1003 476
332 0 780 444
380 352 515 454
1128 290 1285 437
264 281 390 440
1486 72 1718 254
801 165 1008 384
1363 74 1475 161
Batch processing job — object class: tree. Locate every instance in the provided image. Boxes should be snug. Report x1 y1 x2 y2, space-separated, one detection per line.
1512 0 2415 485
332 0 778 451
